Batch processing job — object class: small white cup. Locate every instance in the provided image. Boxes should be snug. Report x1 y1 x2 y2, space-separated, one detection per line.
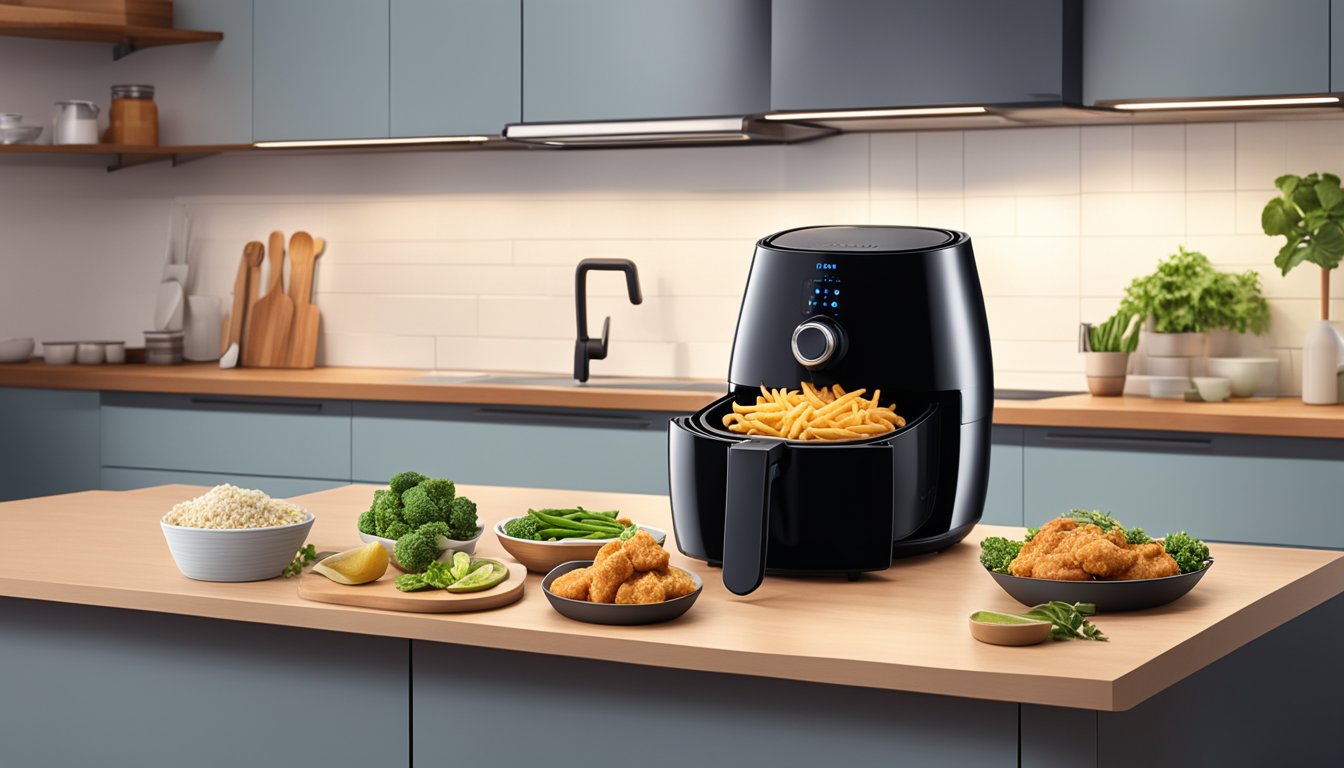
43 342 77 365
103 342 125 364
76 342 104 365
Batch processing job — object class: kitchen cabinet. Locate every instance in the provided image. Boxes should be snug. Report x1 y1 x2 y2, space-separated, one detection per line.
351 402 670 494
0 387 100 501
770 0 1079 112
1022 427 1344 548
982 426 1024 526
100 393 352 485
253 0 390 141
101 468 346 498
390 0 520 137
1082 0 1330 105
1333 1 1344 90
521 0 771 122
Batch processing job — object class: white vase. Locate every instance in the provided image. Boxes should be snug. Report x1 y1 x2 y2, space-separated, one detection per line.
1301 320 1344 405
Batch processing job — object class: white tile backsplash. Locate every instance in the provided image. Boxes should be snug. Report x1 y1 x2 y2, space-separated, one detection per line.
2 117 1339 392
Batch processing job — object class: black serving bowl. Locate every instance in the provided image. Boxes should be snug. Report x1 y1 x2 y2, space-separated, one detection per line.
542 560 703 626
986 560 1213 612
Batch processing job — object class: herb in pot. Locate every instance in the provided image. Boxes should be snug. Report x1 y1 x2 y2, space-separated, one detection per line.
1120 247 1269 334
1087 310 1140 353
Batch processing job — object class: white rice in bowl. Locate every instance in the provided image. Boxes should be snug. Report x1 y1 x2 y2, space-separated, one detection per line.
163 484 308 529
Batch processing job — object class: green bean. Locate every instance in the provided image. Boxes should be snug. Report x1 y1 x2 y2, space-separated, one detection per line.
531 509 622 534
536 527 589 540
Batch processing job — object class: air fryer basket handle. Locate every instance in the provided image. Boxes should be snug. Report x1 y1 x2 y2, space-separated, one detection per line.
723 439 784 596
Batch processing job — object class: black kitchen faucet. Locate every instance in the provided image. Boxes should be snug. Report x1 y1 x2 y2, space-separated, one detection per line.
574 258 643 382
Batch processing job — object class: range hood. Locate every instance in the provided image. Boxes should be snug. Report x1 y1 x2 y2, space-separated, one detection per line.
502 117 835 147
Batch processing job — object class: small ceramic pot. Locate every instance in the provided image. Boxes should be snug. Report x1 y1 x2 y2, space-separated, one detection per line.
1146 355 1192 378
1083 351 1129 397
1145 331 1206 358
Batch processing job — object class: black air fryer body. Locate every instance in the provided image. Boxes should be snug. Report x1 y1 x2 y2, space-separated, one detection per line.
668 226 993 594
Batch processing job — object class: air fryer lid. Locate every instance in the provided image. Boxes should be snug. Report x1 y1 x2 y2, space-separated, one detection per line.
766 225 955 253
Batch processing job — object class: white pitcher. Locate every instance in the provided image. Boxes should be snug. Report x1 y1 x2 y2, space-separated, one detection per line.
52 100 100 145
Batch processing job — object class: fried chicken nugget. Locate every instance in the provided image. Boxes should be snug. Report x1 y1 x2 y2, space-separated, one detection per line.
588 550 634 603
615 572 667 604
595 539 624 564
1114 542 1179 580
549 567 593 601
622 530 670 572
653 566 698 598
1073 533 1138 579
1010 518 1090 579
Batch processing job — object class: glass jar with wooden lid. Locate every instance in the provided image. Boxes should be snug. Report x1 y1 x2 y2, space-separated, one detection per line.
108 84 158 146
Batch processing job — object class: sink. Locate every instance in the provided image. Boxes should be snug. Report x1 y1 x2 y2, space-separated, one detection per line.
993 389 1078 401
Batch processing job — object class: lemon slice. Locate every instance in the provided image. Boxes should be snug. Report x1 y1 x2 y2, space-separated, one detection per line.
312 541 389 585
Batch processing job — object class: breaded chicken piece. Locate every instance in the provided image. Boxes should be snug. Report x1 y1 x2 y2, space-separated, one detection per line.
1010 518 1089 579
588 550 634 603
653 566 698 598
615 572 667 604
1114 542 1179 580
549 567 593 601
622 530 670 572
1073 534 1138 578
594 540 624 564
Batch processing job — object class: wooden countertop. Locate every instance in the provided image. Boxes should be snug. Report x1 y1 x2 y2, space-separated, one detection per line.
2 483 1339 711
4 361 1344 436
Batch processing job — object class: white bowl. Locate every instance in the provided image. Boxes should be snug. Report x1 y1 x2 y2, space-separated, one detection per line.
1148 376 1190 400
1192 376 1231 403
359 526 483 569
495 518 668 573
0 337 34 363
161 511 314 582
42 342 77 365
1208 357 1279 398
76 342 104 365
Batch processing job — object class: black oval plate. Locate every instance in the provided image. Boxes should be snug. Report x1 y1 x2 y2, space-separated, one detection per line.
986 560 1213 612
542 560 703 625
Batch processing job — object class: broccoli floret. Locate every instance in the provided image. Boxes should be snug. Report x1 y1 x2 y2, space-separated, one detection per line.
1163 531 1210 574
501 515 540 540
383 520 411 540
401 486 446 527
371 489 406 537
979 536 1023 574
417 521 452 547
447 496 479 540
418 478 456 509
393 531 438 573
1124 527 1153 545
356 509 378 535
395 573 432 592
389 471 428 495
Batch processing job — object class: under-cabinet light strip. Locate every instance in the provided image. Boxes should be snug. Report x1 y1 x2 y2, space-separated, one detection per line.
1111 96 1340 111
762 106 987 121
253 136 491 148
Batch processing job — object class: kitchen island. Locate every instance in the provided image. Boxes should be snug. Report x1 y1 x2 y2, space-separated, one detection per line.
1 484 1340 767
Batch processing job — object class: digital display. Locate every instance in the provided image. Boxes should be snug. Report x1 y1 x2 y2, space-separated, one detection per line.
802 277 842 316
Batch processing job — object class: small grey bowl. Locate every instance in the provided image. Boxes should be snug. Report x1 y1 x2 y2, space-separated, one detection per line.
161 512 314 582
542 560 703 625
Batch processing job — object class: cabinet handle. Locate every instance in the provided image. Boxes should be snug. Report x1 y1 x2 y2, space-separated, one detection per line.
473 406 663 431
187 397 325 415
1041 432 1213 452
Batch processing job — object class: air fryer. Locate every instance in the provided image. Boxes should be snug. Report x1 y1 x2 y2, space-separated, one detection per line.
668 225 993 595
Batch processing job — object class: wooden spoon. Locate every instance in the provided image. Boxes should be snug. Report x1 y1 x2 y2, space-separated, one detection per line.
220 241 263 365
284 232 320 368
243 230 294 367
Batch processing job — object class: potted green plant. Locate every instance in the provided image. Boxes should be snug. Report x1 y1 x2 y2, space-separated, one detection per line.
1120 247 1270 375
1080 309 1139 396
1261 172 1344 404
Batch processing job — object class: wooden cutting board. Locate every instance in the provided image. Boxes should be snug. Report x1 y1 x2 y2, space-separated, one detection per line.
283 231 321 369
298 561 526 613
242 230 294 367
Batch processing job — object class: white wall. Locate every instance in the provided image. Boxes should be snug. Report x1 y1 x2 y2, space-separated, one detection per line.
3 118 1343 390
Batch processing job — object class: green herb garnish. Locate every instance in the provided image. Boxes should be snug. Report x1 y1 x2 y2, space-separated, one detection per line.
283 544 318 578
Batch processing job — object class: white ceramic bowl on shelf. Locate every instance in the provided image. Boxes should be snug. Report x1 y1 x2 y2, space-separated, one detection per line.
161 511 314 582
0 337 34 363
1208 357 1279 398
1148 376 1190 400
359 526 484 570
1192 376 1231 403
42 342 77 365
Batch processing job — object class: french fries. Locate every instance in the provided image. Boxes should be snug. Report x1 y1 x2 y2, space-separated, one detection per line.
720 382 906 441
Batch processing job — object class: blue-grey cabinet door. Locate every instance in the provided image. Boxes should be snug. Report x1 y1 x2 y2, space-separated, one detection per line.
0 388 100 501
771 0 1077 111
253 0 390 141
1083 0 1329 105
1333 1 1344 91
352 403 669 494
391 0 520 137
522 0 771 122
982 427 1024 526
1022 429 1344 549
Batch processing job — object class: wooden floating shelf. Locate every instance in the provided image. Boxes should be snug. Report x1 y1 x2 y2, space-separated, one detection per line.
0 143 250 172
0 20 222 59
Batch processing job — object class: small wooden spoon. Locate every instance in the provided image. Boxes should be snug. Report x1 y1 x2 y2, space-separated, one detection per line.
220 241 264 366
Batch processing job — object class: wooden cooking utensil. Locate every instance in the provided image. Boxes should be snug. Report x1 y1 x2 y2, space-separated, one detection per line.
220 241 264 361
284 231 321 368
243 240 264 344
243 230 295 367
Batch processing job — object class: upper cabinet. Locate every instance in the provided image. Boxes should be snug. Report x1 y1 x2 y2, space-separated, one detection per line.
770 0 1079 112
521 0 771 122
390 0 520 137
1082 0 1330 105
254 0 390 141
